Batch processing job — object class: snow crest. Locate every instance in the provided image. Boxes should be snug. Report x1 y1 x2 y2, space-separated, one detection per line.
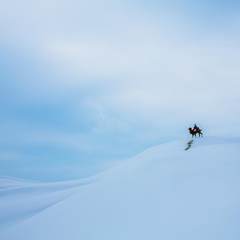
0 137 240 240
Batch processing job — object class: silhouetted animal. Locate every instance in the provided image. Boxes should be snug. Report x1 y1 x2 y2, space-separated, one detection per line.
189 128 197 137
189 127 203 137
194 124 203 137
197 128 203 137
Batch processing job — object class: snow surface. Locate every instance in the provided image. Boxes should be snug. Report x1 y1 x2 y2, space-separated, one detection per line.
0 137 240 240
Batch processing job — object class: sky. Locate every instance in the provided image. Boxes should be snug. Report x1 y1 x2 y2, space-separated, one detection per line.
0 0 240 181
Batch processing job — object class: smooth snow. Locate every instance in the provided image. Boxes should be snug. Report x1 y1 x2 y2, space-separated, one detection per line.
0 137 240 240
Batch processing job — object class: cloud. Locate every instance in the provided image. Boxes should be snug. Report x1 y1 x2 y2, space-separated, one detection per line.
1 0 240 173
2 0 240 131
42 31 240 130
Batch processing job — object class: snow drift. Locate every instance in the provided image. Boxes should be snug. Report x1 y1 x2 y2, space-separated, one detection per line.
0 137 240 240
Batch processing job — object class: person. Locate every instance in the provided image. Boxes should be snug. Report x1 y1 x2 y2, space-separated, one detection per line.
193 124 199 132
193 124 203 137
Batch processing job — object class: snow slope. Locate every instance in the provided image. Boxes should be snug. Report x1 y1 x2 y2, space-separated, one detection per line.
0 137 240 240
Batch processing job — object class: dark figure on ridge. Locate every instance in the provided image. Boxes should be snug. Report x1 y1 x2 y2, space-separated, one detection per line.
189 124 203 137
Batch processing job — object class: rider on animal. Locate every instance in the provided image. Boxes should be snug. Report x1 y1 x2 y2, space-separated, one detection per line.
189 124 203 137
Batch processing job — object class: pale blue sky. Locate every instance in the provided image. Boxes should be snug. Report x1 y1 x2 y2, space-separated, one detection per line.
0 0 240 180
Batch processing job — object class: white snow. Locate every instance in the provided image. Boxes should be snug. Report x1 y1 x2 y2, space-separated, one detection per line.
0 137 240 240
